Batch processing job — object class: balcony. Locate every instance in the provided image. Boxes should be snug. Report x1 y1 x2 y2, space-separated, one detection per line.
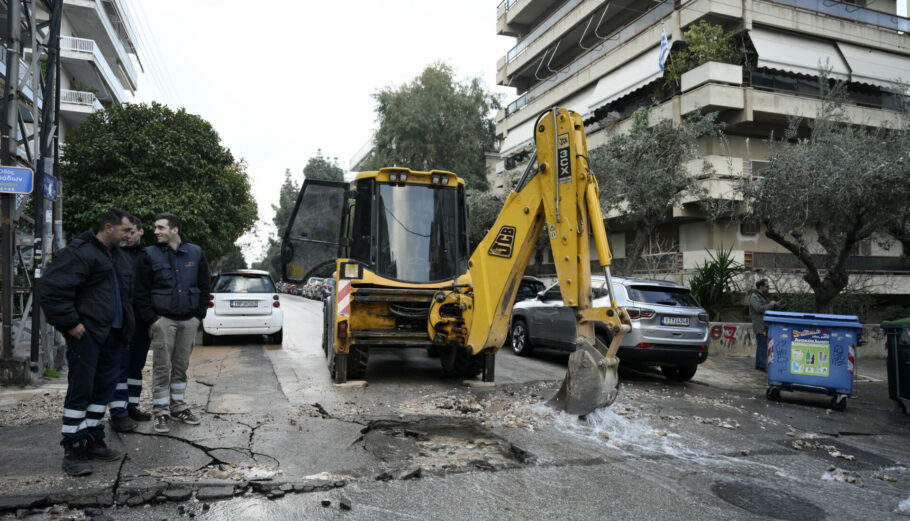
63 0 139 91
60 89 104 126
497 0 558 37
60 36 127 103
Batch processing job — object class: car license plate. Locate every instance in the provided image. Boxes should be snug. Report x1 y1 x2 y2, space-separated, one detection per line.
231 300 257 308
661 316 689 326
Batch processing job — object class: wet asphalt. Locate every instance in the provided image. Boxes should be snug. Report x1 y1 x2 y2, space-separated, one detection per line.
3 294 909 521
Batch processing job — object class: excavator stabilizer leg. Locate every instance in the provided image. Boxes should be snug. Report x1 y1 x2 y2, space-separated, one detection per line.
547 335 619 415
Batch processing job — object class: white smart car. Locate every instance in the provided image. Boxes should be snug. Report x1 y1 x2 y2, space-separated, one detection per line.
202 269 283 345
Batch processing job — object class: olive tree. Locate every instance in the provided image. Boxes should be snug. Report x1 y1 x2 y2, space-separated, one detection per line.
739 80 910 312
589 107 723 274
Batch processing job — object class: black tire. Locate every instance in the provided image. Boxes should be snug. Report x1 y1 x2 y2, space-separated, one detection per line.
831 395 847 411
202 331 215 346
443 348 485 378
661 364 697 382
269 328 283 345
511 319 533 356
766 387 781 401
347 344 369 380
427 345 440 358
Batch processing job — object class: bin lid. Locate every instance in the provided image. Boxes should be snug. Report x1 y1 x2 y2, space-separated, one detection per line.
881 317 910 328
764 310 862 329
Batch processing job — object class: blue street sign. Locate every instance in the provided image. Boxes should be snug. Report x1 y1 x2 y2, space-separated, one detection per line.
0 165 34 195
44 173 57 201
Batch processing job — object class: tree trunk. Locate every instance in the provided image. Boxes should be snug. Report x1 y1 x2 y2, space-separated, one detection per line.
623 228 649 276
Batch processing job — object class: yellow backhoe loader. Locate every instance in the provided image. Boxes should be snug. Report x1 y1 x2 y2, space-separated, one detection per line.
282 107 631 415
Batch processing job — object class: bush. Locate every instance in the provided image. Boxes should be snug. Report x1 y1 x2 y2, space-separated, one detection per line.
689 246 743 321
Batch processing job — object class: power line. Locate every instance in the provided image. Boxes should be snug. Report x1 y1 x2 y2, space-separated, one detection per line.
123 0 177 106
129 0 180 105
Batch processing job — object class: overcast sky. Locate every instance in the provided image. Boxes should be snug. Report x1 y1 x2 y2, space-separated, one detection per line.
128 0 514 262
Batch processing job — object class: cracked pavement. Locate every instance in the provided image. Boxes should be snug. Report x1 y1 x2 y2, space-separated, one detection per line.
2 295 909 520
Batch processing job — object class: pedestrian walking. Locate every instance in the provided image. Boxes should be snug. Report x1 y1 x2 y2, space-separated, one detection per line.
134 213 210 434
749 279 783 371
39 208 136 476
108 216 153 432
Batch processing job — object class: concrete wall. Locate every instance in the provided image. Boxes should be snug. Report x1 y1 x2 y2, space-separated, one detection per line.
708 322 886 359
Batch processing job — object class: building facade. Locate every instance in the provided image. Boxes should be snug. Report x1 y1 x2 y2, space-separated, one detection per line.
494 0 910 306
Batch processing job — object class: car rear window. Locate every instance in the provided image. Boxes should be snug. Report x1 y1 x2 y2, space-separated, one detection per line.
627 285 698 307
213 274 276 294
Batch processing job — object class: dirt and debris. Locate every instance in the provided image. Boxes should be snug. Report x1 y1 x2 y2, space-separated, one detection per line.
145 463 277 482
394 385 556 431
821 466 863 486
790 440 856 461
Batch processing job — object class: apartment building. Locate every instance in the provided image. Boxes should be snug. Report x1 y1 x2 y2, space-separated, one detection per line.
56 0 140 139
495 0 910 302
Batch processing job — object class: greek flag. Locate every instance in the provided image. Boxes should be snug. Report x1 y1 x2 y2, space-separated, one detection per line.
658 27 670 71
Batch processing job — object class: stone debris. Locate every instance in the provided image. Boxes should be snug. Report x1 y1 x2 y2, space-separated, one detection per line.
692 416 741 429
339 496 352 510
146 463 277 482
392 385 556 431
822 466 863 486
873 473 899 483
0 390 65 426
790 440 856 461
897 495 910 516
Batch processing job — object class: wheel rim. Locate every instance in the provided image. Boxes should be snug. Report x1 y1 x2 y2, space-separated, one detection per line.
512 324 526 353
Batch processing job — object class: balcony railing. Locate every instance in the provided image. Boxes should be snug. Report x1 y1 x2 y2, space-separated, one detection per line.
767 0 910 32
60 35 127 102
498 0 520 11
506 1 672 116
61 89 104 111
507 0 582 63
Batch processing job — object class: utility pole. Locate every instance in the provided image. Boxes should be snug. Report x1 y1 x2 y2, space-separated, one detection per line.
30 0 62 370
1 0 22 367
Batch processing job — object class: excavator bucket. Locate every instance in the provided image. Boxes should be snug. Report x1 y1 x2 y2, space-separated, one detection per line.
547 335 620 416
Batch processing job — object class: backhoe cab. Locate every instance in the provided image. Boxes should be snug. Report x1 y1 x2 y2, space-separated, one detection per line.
282 108 631 415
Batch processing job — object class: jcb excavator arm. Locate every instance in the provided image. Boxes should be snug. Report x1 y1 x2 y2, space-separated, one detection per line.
432 107 631 415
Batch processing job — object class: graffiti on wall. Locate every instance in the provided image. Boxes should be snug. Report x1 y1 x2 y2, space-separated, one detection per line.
711 324 747 351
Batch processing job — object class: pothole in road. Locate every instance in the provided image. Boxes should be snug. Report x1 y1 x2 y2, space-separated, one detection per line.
712 481 826 521
359 417 535 475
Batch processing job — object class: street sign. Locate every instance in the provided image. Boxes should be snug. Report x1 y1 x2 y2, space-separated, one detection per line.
44 173 57 201
0 165 34 195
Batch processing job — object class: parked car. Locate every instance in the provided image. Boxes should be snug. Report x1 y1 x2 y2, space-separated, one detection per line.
321 278 335 299
303 277 322 299
515 276 546 303
202 269 283 345
509 276 709 382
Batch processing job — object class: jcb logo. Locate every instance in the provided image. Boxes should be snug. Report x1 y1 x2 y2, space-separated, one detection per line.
488 226 516 258
557 133 570 148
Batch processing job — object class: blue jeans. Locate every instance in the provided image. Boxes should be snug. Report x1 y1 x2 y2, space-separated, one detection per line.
755 333 768 370
61 331 123 446
109 321 151 418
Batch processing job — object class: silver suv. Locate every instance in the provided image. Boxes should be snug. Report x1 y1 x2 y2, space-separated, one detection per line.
510 276 709 382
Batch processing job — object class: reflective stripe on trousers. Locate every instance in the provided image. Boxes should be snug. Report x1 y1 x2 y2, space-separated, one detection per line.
151 316 199 416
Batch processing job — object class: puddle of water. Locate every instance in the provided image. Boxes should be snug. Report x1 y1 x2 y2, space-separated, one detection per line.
544 403 802 481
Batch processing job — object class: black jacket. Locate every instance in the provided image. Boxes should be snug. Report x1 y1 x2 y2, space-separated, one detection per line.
134 238 210 323
39 231 135 344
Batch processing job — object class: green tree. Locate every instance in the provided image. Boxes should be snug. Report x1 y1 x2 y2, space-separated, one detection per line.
62 102 257 261
303 150 345 182
212 245 248 272
739 79 910 312
369 62 500 191
664 20 739 87
589 107 723 274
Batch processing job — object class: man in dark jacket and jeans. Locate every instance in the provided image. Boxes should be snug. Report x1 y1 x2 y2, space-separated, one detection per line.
134 213 209 434
108 216 153 432
39 208 135 476
749 279 783 371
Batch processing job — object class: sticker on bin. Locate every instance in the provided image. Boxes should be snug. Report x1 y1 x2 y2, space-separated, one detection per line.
790 329 830 377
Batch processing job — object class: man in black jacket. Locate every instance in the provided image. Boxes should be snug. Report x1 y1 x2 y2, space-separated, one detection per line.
134 213 209 434
108 216 153 432
39 208 135 476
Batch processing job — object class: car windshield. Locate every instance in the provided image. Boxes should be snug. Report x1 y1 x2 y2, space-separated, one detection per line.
627 285 698 306
213 274 275 294
375 183 462 282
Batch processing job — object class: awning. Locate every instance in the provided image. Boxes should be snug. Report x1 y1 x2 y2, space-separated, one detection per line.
499 116 537 156
588 45 664 111
558 84 597 118
749 28 849 80
836 42 910 90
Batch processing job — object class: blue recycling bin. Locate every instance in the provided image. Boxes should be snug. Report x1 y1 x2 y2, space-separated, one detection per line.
763 311 863 410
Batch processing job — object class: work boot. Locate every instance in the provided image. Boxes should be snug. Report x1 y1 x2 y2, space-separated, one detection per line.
109 415 137 433
62 440 93 476
128 407 152 422
154 415 170 433
86 438 121 461
172 409 200 425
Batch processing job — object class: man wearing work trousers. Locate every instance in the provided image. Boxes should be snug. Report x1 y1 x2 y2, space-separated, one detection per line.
134 213 210 434
108 216 153 432
749 279 783 371
39 208 135 476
